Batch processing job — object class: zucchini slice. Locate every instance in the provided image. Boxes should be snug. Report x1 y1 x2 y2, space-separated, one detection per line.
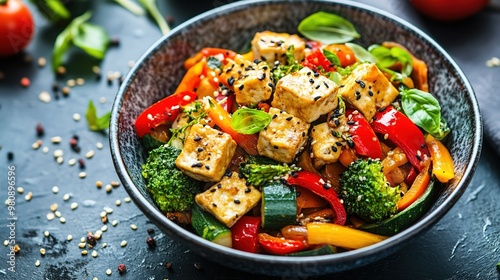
261 182 297 230
287 245 337 256
191 204 232 247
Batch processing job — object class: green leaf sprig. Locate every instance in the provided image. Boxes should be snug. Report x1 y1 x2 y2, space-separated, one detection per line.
113 0 145 16
86 100 111 132
52 11 110 72
29 0 70 22
298 11 360 44
231 108 272 134
369 44 414 77
400 88 450 139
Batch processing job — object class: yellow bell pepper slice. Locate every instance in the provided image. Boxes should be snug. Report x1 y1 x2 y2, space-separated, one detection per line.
306 223 388 250
425 134 455 183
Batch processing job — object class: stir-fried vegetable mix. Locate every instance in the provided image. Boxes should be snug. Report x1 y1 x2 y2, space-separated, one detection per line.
137 12 455 255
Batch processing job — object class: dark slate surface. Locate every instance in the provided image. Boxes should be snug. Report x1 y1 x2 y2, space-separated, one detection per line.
0 0 499 279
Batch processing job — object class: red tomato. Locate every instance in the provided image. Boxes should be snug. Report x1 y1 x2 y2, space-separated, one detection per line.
324 44 357 67
410 0 489 21
0 0 35 57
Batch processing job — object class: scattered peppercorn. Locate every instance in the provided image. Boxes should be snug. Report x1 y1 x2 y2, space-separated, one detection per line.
118 263 127 274
20 77 30 87
147 228 155 235
110 37 120 47
7 152 14 161
165 261 173 270
36 123 45 137
146 237 156 248
86 234 97 247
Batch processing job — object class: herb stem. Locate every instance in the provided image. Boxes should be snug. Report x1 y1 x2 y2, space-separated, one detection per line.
0 0 7 5
113 0 145 16
138 0 170 35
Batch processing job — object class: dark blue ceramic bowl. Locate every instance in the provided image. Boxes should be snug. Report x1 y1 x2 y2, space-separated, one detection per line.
110 0 482 276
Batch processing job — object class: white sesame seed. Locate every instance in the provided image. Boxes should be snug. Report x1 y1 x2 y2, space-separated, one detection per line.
101 243 107 248
96 142 103 149
91 250 98 258
120 240 127 247
63 193 71 201
44 231 50 237
60 217 66 223
3 240 9 246
80 237 86 243
51 136 62 144
67 234 73 241
17 187 24 194
85 150 95 159
40 248 46 255
127 60 135 68
32 140 42 150
35 260 41 267
55 211 61 218
56 156 64 164
53 149 63 158
124 197 131 203
103 207 113 214
38 57 47 67
115 200 121 206
73 113 81 121
130 224 137 230
101 225 108 232
76 78 85 86
39 91 51 103
46 213 55 221
42 147 49 153
106 269 112 275
67 79 76 87
112 220 118 227
52 186 59 194
25 192 33 201
68 158 77 166
111 181 120 187
70 202 78 210
92 65 100 74
78 242 86 248
99 97 107 104
105 184 112 193
79 172 87 179
50 203 58 211
100 211 107 218
81 250 88 255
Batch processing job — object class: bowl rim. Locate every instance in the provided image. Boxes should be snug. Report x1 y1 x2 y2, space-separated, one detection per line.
110 0 483 270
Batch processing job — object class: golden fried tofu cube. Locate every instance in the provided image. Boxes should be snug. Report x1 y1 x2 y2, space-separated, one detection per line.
219 55 253 90
310 123 343 169
251 31 305 64
233 66 273 106
257 107 310 163
195 172 261 227
175 124 236 182
338 63 399 120
271 67 339 123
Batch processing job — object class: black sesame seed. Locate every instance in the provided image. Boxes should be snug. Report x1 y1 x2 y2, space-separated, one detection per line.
212 203 217 207
272 114 278 119
217 183 222 188
322 183 331 189
313 72 319 77
309 78 314 84
323 81 329 88
331 146 338 152
315 85 320 89
234 199 241 204
205 165 210 170
197 147 204 152
314 96 321 101
210 188 216 192
273 145 278 149
238 84 244 90
228 76 235 86
347 139 354 148
286 116 293 121
416 154 422 161
191 162 203 168
194 136 202 141
245 188 251 193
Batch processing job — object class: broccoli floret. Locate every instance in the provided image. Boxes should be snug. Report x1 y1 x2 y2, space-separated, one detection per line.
240 156 301 187
339 158 400 223
142 145 201 213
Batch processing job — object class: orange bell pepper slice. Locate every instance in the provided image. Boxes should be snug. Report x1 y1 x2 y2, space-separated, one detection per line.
204 97 258 155
174 60 205 95
397 157 431 211
426 134 455 183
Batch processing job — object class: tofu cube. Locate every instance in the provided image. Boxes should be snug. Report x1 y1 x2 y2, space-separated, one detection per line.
271 67 339 123
233 66 273 106
251 31 305 65
310 123 343 168
219 55 253 90
338 63 399 120
257 107 310 163
195 172 261 227
175 124 236 182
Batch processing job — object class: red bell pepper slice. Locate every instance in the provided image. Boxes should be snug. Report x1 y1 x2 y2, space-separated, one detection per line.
134 91 197 138
258 233 308 255
287 171 346 225
302 49 335 72
371 106 430 172
231 216 261 253
201 47 237 63
346 109 383 159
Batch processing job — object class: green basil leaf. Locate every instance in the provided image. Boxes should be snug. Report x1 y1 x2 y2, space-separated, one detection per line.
72 22 110 60
400 88 449 139
298 11 360 44
369 45 413 76
390 47 413 76
323 49 341 67
86 100 111 131
138 0 170 35
231 108 271 134
345 43 376 63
